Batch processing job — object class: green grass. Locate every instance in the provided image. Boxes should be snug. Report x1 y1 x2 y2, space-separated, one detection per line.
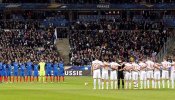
0 76 175 100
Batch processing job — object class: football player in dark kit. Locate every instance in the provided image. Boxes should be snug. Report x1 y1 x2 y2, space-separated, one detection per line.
117 59 125 89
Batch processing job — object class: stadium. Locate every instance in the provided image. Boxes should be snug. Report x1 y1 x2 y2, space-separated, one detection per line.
0 0 175 100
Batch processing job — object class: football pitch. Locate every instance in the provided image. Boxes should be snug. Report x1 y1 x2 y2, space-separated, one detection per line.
0 76 175 100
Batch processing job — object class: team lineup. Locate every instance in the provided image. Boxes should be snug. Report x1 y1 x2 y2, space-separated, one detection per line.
92 57 175 90
0 59 65 83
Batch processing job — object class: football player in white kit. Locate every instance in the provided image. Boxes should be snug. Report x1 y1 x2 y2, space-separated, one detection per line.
171 58 175 89
102 61 110 90
132 61 140 89
153 62 161 89
145 57 155 89
110 60 120 89
123 61 132 89
92 58 103 89
161 58 171 88
139 59 147 89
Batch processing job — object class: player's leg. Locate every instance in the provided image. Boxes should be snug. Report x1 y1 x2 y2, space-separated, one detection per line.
50 74 53 83
135 73 138 88
14 71 18 83
110 72 114 89
144 72 147 89
155 72 158 89
46 71 48 82
114 73 118 89
105 72 109 90
147 71 150 88
154 72 157 88
97 70 101 89
171 72 174 89
132 72 136 89
162 71 165 88
93 70 97 89
20 73 22 82
4 72 7 83
166 71 170 88
124 72 128 89
101 71 105 90
151 71 154 88
129 73 132 89
158 72 161 89
39 71 42 82
25 74 28 82
29 71 32 82
140 72 144 89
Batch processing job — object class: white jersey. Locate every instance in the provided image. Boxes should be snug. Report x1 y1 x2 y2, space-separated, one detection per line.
102 62 109 80
145 60 154 70
161 61 171 70
110 62 120 70
102 62 110 72
124 63 132 71
139 62 147 71
132 62 140 71
92 60 103 70
154 63 160 71
92 60 103 79
110 62 119 80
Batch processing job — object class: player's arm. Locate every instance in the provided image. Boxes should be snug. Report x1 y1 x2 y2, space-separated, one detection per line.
154 63 160 69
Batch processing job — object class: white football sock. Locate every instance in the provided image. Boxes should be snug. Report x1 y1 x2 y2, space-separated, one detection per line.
129 82 131 89
147 80 150 88
125 81 128 89
158 81 160 89
162 80 165 88
167 80 170 88
144 80 146 89
154 81 157 88
111 81 113 89
98 79 101 89
140 81 143 89
172 80 174 89
115 81 117 89
152 80 154 88
93 79 96 89
106 82 109 90
102 82 104 89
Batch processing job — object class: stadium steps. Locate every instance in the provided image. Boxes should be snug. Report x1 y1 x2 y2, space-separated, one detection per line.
56 38 70 65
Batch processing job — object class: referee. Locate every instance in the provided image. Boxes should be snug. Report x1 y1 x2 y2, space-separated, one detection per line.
117 59 125 89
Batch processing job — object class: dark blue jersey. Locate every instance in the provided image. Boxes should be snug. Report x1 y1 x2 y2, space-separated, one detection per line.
46 62 52 71
59 62 64 71
20 64 26 72
2 64 6 71
53 63 58 72
34 64 39 72
13 62 19 71
26 62 32 71
26 62 33 66
7 64 12 72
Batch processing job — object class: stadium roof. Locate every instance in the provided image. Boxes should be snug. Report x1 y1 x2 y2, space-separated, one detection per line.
1 3 175 10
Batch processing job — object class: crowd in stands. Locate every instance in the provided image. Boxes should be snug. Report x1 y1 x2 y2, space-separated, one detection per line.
0 11 62 63
69 17 171 65
0 28 60 63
